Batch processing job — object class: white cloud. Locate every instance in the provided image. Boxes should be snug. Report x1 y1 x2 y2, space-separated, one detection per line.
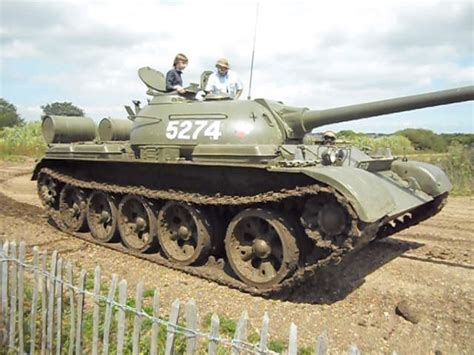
1 0 473 132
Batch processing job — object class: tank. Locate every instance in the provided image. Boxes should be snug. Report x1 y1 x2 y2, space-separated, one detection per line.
32 67 474 295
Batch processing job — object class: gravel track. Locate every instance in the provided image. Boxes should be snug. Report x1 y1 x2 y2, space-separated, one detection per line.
0 161 472 353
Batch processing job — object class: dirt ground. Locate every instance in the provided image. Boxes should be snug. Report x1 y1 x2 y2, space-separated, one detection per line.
0 160 472 354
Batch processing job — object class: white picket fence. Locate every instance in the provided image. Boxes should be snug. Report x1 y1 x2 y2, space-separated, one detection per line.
0 240 363 354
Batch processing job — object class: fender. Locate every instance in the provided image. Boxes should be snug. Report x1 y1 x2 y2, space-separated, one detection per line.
269 165 434 223
391 160 452 197
299 166 396 223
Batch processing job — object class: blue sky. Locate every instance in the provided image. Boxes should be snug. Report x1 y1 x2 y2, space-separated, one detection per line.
1 0 473 133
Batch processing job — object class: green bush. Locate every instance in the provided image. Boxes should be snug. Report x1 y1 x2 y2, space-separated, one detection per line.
412 143 473 195
0 121 46 158
340 133 415 155
395 128 447 152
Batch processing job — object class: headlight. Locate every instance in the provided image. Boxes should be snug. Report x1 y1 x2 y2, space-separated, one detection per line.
321 148 337 165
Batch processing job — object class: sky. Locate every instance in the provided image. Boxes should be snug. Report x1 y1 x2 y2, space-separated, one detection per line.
0 0 473 133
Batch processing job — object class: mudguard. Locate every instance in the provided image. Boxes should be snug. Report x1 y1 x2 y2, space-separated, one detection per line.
270 166 434 223
391 160 452 197
299 166 396 222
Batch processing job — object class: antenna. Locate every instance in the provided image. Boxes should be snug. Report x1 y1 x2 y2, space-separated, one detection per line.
247 3 259 100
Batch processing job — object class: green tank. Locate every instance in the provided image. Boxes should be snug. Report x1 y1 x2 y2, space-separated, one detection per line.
32 67 474 295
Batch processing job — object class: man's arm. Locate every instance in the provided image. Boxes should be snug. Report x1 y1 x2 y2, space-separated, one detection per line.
205 73 216 93
166 70 185 93
165 70 177 92
234 74 244 99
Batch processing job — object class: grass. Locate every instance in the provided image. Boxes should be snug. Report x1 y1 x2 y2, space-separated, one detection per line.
0 121 46 160
9 269 314 354
407 143 473 195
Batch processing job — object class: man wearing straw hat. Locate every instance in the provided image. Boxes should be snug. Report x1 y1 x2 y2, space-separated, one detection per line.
205 58 243 99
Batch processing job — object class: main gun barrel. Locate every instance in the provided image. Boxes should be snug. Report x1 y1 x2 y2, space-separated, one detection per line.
297 86 474 134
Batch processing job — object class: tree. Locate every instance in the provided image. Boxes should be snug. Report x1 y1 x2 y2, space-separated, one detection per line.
0 98 24 128
41 102 84 116
395 128 447 152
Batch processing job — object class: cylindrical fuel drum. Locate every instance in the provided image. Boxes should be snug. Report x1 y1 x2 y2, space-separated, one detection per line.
98 118 133 141
42 115 97 144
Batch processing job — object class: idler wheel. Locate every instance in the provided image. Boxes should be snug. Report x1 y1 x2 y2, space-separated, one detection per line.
224 208 299 289
37 173 59 208
301 194 351 247
59 185 88 232
86 191 119 242
157 201 212 265
118 195 157 252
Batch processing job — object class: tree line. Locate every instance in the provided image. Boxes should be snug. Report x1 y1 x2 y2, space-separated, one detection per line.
0 98 84 128
339 129 473 153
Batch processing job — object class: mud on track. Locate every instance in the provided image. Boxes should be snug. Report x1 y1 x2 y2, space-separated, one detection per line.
0 161 473 353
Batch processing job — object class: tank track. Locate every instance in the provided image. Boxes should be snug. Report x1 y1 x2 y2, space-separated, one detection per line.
37 167 444 297
376 192 448 240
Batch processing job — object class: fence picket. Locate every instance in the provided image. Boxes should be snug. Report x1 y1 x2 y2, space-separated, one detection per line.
1 241 10 345
231 310 248 355
1 241 372 355
185 299 198 355
40 252 48 355
288 323 297 355
150 289 160 355
102 273 118 355
258 312 270 353
29 246 39 355
316 330 328 355
208 313 220 355
132 281 144 355
348 344 360 355
165 298 180 355
116 279 128 355
8 241 17 349
75 269 86 355
47 250 58 352
66 262 75 355
92 266 101 355
18 242 26 353
55 259 63 355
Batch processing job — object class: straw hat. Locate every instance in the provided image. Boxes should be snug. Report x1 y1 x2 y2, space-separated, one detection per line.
216 58 230 69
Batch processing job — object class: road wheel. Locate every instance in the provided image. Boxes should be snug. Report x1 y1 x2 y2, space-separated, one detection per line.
157 201 212 265
118 195 157 252
87 191 119 242
225 208 299 289
59 185 88 232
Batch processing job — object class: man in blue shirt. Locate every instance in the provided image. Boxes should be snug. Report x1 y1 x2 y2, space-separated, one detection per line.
205 58 243 99
166 53 188 94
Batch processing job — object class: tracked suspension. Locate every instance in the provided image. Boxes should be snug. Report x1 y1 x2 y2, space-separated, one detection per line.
37 167 445 297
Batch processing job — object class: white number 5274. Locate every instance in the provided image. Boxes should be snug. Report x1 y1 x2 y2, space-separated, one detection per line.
165 120 222 140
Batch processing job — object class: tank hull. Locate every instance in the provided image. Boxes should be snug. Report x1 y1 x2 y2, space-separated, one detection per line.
33 155 448 295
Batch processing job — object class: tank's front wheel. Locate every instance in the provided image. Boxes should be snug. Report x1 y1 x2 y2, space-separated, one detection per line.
157 202 212 265
59 185 88 232
225 208 299 289
87 191 119 242
118 195 157 252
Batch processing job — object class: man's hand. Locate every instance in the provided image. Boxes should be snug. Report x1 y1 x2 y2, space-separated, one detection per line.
174 85 186 94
